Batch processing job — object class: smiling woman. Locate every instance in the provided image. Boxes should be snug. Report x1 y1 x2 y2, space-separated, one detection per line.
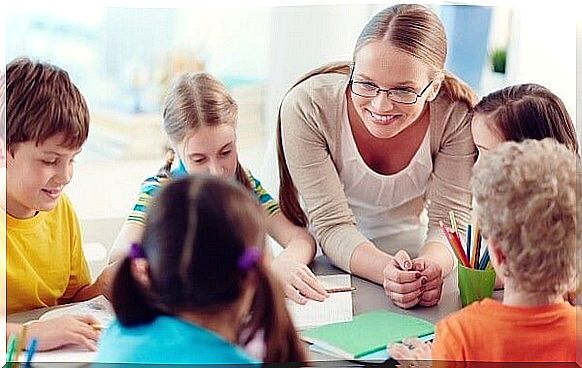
276 4 478 310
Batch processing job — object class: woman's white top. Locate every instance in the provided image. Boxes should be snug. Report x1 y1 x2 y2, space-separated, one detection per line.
338 102 433 257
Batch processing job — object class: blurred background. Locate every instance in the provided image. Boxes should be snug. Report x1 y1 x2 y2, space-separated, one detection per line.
3 2 579 278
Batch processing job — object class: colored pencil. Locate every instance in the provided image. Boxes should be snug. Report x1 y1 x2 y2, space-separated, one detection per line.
451 229 470 267
474 230 482 269
448 210 458 233
6 334 17 366
466 224 472 267
478 248 490 270
14 323 29 363
440 221 470 267
24 338 38 368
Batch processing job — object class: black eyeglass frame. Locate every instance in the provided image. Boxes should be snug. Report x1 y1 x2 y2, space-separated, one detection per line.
348 66 434 105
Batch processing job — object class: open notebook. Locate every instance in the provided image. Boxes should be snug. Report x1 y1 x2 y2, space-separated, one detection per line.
39 295 114 326
302 309 434 360
14 296 114 367
286 274 353 330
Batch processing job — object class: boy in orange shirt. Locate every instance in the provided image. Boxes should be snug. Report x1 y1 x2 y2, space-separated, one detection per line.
389 138 578 364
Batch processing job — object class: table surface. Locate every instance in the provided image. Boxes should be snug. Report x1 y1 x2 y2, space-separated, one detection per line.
8 255 501 366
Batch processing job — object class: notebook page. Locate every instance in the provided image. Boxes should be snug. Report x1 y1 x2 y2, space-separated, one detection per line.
39 295 114 327
286 274 353 330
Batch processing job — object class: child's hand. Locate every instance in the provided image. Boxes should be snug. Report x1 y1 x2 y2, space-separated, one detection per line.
27 315 101 351
271 252 329 305
93 262 120 300
383 250 425 309
388 337 432 362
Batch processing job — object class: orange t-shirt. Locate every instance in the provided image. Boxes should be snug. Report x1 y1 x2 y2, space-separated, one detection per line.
432 298 577 363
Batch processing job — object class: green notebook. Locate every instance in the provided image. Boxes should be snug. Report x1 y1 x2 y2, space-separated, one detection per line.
301 310 435 359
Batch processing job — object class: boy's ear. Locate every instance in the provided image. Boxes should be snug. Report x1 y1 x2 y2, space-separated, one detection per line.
488 239 506 268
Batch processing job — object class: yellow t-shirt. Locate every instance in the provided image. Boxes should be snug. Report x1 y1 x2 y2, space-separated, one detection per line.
7 194 91 314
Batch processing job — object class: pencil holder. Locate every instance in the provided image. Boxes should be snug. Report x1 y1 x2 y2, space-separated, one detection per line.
457 264 496 307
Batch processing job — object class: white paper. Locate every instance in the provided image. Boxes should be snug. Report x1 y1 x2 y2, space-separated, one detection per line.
14 296 114 366
39 295 114 327
286 274 353 330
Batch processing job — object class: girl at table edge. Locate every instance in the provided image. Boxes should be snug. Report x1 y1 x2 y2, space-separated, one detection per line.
276 4 477 309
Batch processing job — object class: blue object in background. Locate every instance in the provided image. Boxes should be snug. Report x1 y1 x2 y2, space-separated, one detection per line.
440 5 493 92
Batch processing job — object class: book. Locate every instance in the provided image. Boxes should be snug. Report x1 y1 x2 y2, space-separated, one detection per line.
301 309 434 359
286 274 353 330
309 332 435 362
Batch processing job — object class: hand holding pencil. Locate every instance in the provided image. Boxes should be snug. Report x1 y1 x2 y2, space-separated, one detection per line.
23 315 102 352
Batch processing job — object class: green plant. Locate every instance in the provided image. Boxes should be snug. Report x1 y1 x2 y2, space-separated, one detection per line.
490 48 507 74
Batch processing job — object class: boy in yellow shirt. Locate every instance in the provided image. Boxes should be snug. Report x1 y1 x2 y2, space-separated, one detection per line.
4 58 112 351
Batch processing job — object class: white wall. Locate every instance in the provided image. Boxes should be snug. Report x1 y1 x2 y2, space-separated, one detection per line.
264 4 377 135
505 5 577 124
260 4 378 195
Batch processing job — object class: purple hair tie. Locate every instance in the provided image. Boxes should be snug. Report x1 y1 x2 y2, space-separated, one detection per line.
238 247 261 271
129 243 146 260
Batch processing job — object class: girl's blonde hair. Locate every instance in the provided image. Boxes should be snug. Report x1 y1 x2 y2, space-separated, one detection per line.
159 72 251 189
472 138 578 295
277 4 477 227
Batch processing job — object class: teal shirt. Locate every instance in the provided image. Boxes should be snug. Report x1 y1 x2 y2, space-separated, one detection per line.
95 315 259 365
128 160 279 225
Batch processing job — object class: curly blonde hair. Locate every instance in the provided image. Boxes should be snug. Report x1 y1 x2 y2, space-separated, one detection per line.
472 138 578 295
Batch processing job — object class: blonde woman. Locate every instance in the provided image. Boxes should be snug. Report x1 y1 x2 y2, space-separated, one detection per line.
277 4 476 309
110 72 328 305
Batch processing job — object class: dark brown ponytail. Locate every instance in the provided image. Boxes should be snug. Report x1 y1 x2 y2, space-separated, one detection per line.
112 256 162 326
276 61 352 227
241 263 308 363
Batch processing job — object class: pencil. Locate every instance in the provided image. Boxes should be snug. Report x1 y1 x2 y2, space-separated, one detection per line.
470 224 480 268
448 210 458 233
474 230 482 269
6 334 17 365
325 286 356 293
478 248 490 270
14 323 29 363
440 221 470 267
91 324 105 331
451 229 470 267
24 338 38 368
466 224 472 268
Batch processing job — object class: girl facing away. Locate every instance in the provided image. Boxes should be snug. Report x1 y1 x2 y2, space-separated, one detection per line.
96 175 307 364
109 72 328 305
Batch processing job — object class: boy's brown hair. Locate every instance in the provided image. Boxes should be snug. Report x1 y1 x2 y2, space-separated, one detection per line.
6 57 89 155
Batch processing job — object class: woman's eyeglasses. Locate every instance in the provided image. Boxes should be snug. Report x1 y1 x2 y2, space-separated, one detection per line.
349 68 434 104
